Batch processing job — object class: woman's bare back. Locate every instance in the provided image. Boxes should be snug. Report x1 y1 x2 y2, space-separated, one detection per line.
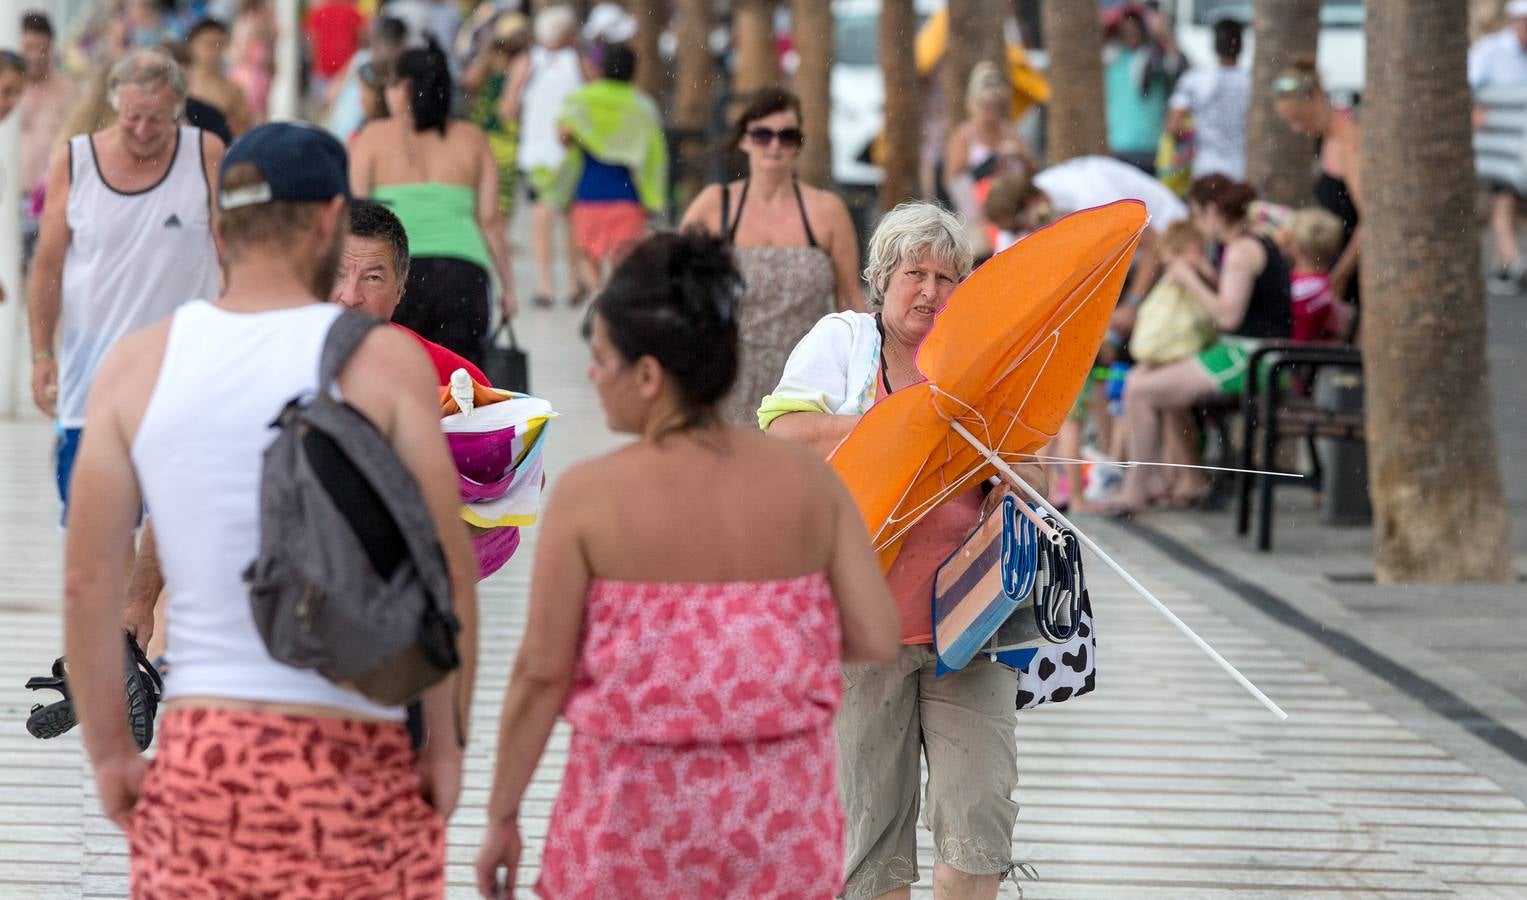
360 117 485 188
571 427 842 583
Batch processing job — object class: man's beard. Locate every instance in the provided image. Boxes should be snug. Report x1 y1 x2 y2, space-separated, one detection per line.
310 227 344 299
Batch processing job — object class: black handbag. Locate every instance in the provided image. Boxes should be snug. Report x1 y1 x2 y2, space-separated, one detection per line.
482 320 529 393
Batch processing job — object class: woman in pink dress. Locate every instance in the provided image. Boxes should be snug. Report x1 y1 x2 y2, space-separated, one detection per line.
473 231 899 899
229 0 275 122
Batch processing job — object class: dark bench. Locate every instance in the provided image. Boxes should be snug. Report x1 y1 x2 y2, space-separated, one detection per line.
1233 341 1365 551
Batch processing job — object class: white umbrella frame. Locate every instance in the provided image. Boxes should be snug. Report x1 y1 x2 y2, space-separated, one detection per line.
948 415 1290 721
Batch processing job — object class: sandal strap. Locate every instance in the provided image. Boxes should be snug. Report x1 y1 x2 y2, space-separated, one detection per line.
125 634 164 701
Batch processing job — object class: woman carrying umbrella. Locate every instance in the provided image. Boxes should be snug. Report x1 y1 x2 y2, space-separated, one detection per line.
762 202 1044 900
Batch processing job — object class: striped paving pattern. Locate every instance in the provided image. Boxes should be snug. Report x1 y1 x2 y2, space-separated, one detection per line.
3 306 1526 898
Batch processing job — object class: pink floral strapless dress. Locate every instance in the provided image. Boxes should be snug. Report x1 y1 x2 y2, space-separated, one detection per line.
539 573 844 899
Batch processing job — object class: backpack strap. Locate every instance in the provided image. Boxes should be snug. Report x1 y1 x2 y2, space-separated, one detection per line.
320 311 384 388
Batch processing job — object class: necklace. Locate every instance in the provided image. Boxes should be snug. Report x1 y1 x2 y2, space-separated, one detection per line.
882 337 919 390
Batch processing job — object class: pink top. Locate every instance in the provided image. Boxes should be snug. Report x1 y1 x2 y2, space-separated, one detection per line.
884 491 983 644
871 371 984 645
564 573 842 745
1291 270 1334 343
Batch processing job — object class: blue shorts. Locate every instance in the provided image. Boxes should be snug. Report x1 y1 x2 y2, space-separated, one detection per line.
56 426 145 529
55 426 82 526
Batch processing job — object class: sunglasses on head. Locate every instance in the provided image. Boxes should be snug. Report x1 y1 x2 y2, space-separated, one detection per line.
746 126 804 148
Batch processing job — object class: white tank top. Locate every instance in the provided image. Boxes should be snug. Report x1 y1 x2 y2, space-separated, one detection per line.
58 126 221 427
131 300 402 721
517 45 583 171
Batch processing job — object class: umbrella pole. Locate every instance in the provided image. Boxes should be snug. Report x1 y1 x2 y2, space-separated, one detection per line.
949 420 1289 721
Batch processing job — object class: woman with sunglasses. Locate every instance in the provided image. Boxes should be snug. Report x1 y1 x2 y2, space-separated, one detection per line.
681 87 863 428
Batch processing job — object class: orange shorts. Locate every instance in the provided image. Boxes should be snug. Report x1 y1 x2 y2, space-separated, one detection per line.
126 708 444 899
572 200 649 265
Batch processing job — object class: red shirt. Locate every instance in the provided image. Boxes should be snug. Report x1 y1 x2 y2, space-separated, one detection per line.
305 2 365 78
1290 271 1334 344
394 323 489 386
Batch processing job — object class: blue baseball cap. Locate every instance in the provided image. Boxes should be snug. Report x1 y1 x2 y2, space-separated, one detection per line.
218 122 351 211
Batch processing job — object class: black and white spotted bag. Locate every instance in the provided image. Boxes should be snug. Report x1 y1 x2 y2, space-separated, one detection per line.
1015 521 1096 710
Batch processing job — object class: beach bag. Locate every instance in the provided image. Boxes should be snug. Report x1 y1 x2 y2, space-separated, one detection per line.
245 311 461 707
1016 527 1097 710
932 493 1042 673
482 320 530 393
1129 281 1216 364
932 494 1085 668
440 372 557 580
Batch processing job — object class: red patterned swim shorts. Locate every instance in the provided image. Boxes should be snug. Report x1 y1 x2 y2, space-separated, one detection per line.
126 707 444 899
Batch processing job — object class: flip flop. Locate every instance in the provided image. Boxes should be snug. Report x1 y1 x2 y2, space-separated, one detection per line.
24 633 164 751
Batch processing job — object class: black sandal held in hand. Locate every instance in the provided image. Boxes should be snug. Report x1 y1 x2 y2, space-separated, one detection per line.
23 656 75 740
24 633 164 751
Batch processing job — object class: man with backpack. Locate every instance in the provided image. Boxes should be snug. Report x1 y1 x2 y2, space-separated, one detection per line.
61 123 479 896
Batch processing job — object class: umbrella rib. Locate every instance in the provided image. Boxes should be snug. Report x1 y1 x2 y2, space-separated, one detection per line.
1004 452 1305 478
870 215 1150 565
989 228 1143 386
949 417 1289 721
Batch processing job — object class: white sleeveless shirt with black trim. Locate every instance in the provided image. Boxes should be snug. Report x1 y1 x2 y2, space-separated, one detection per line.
57 125 220 427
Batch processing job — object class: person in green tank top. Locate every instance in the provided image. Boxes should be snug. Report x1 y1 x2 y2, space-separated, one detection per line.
350 39 517 368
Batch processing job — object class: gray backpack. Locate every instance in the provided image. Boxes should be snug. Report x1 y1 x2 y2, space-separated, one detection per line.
244 310 460 707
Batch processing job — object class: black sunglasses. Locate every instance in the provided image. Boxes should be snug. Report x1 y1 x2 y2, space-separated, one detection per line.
746 126 804 148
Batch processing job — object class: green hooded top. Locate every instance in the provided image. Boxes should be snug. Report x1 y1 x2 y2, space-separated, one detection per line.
551 79 669 214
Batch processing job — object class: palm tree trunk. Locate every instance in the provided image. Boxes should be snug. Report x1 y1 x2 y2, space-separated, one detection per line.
880 0 922 208
673 0 715 206
790 0 833 187
733 0 780 96
1040 0 1107 164
627 0 666 102
1245 0 1319 204
1362 0 1514 583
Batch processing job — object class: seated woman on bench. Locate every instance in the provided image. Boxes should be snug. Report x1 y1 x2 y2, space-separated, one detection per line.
1108 175 1292 517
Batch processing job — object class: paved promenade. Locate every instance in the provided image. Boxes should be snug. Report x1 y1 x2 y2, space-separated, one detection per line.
4 301 1527 898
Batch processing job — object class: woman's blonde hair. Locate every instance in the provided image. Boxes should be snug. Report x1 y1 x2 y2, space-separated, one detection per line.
966 60 1010 117
55 66 116 155
863 202 973 309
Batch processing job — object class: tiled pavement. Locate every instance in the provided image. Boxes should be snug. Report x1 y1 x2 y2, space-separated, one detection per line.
4 303 1527 898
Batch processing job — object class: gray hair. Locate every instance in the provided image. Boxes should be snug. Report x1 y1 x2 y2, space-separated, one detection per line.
107 49 187 115
862 201 974 309
534 5 578 46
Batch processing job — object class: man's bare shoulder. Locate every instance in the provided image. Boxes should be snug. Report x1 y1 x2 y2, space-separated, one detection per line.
91 318 175 414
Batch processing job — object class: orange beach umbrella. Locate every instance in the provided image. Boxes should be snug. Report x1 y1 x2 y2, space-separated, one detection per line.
829 201 1287 719
830 200 1146 568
